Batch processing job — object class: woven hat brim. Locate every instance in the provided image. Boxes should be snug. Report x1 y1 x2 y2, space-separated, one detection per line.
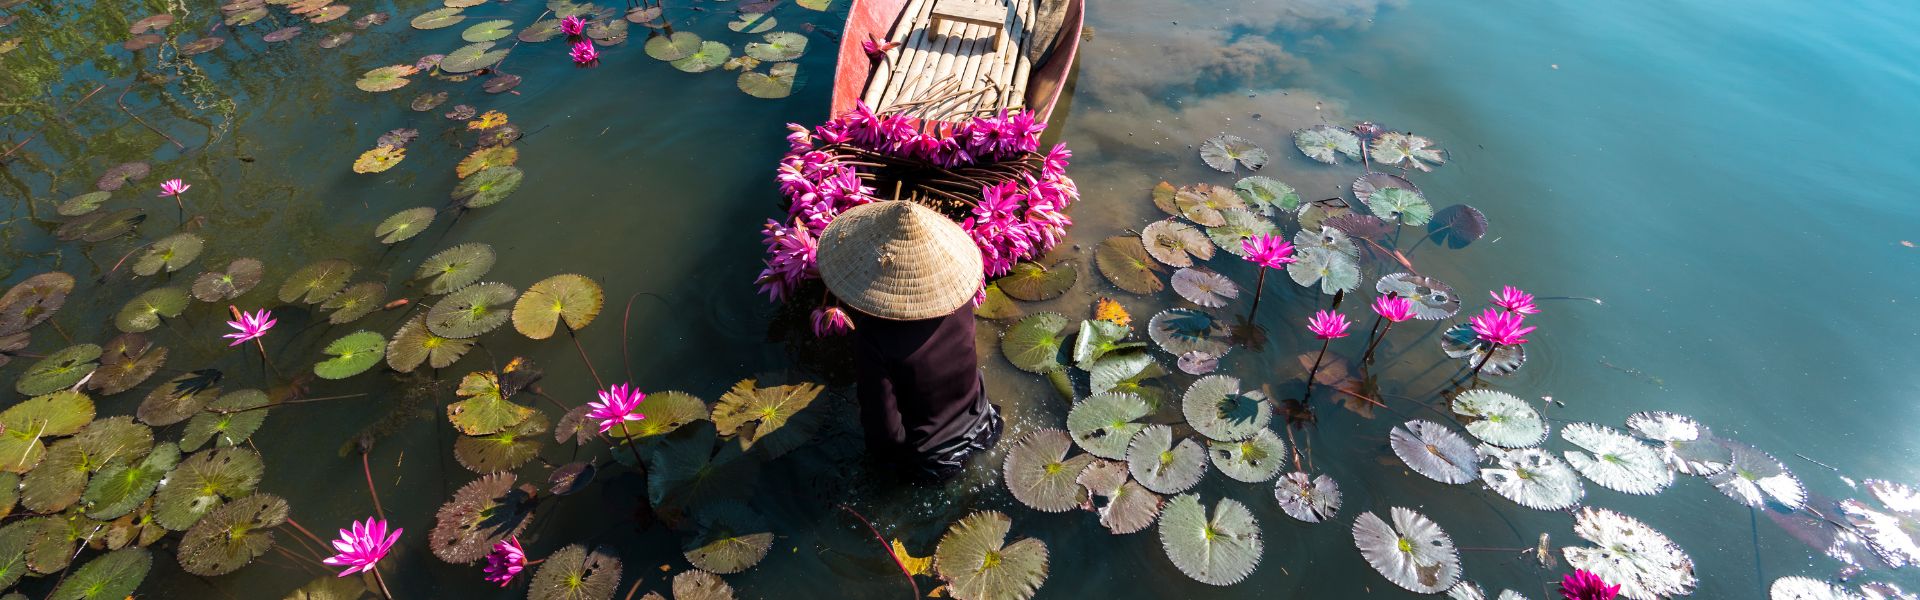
818 201 983 321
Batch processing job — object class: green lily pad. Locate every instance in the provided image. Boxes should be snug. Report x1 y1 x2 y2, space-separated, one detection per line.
1371 132 1445 172
16 344 101 396
1205 209 1279 257
451 166 522 209
1076 459 1162 534
411 7 465 29
1180 375 1271 442
682 501 773 574
83 442 179 520
744 31 806 61
1067 392 1150 460
0 272 75 334
22 514 90 574
23 418 153 513
0 391 95 473
461 19 513 42
1140 220 1212 268
645 31 703 60
1072 319 1143 370
314 330 386 380
154 447 264 530
1286 247 1361 295
1000 313 1069 374
796 0 831 9
114 287 188 333
427 282 517 338
90 333 168 396
528 544 622 600
1126 424 1206 495
442 41 509 73
1088 350 1158 396
0 521 29 588
1208 428 1286 483
1363 187 1434 227
57 208 146 243
376 207 436 244
137 373 219 426
278 259 355 304
1095 236 1163 295
671 570 735 600
1293 125 1361 165
1159 494 1262 585
178 493 287 576
975 284 1023 320
353 65 414 92
1450 389 1546 448
1427 204 1488 249
48 547 150 600
993 261 1076 302
0 472 15 518
934 511 1049 600
1199 133 1267 173
585 19 628 42
1233 176 1301 216
727 13 775 33
388 314 475 372
285 576 367 600
1002 429 1092 513
712 379 823 459
454 412 548 473
1173 183 1244 227
429 473 536 563
737 62 799 98
613 390 708 442
192 258 264 302
513 274 605 339
518 19 562 42
181 390 269 451
447 371 533 436
321 282 387 325
672 41 733 73
57 191 110 217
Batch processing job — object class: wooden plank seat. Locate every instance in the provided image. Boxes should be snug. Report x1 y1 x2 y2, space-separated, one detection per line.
862 0 1032 120
930 0 1006 47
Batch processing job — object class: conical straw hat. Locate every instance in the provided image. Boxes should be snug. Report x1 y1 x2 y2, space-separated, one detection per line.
818 201 983 321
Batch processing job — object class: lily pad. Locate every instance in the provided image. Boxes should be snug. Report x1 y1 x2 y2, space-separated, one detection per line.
177 493 286 576
454 412 549 473
1564 507 1696 600
56 208 145 243
1480 446 1585 511
1076 459 1161 534
993 261 1076 302
456 145 518 178
1286 247 1361 295
1067 392 1150 460
154 447 263 530
728 13 776 33
712 379 823 459
1440 322 1528 376
137 373 218 426
1353 507 1461 594
95 162 150 191
417 243 496 295
312 331 385 380
1087 350 1157 397
450 166 522 208
442 42 509 73
192 258 264 302
411 7 466 29
518 19 562 42
262 26 302 42
1159 494 1262 586
1708 441 1805 509
1351 172 1419 205
1002 429 1092 513
737 62 799 98
318 31 354 48
1095 236 1163 295
321 282 387 324
1233 176 1301 216
180 37 225 55
411 91 450 111
1170 268 1238 308
744 31 806 61
586 19 628 43
447 370 534 436
1000 313 1069 373
1071 319 1141 369
1126 425 1207 495
682 502 774 574
513 274 605 339
1181 375 1270 442
526 545 624 600
388 314 475 372
427 282 518 338
0 391 95 473
16 344 101 396
1204 209 1280 256
1449 389 1545 448
1837 499 1920 569
461 19 513 42
1140 220 1212 268
430 473 537 563
614 390 708 442
1376 273 1462 321
1171 184 1241 227
1364 187 1434 227
180 390 268 450
1273 471 1342 523
1771 577 1865 600
645 31 703 60
0 272 75 334
647 427 759 509
1389 420 1478 484
57 191 109 217
1372 132 1446 172
352 145 405 173
1294 125 1361 165
1428 204 1488 249
278 259 355 304
1199 133 1267 173
1208 428 1286 483
114 287 188 333
1146 309 1229 363
671 570 735 600
83 442 178 520
934 511 1048 600
47 547 150 600
1625 411 1731 476
672 41 732 72
354 65 416 92
1561 423 1674 496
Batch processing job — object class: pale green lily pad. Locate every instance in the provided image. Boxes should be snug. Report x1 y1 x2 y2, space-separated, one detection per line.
1371 132 1445 172
744 31 806 61
1353 507 1460 593
645 31 703 61
451 166 522 209
1072 319 1143 370
1002 429 1092 513
672 41 732 73
615 390 707 442
178 493 286 576
376 207 436 244
57 192 110 217
181 390 269 451
16 344 101 396
83 442 179 520
993 261 1075 301
278 259 355 304
454 412 548 473
447 371 534 436
1141 220 1212 268
47 547 150 600
1364 187 1434 226
1293 124 1361 165
0 391 95 473
154 447 264 530
512 274 604 339
442 42 508 73
314 331 385 380
728 13 775 33
411 7 466 29
1205 209 1279 257
418 243 496 295
1182 375 1271 442
518 19 562 43
192 258 264 302
1159 494 1262 586
682 501 773 574
1199 133 1267 173
1095 236 1163 295
427 282 517 338
1375 272 1461 321
974 284 1023 320
1208 428 1286 483
1561 423 1674 496
1087 350 1154 396
528 544 622 600
1001 313 1069 374
388 314 475 372
712 379 823 459
934 511 1049 600
114 287 188 332
1286 247 1361 294
1127 425 1206 495
737 62 799 98
1450 389 1546 448
461 19 514 42
1067 393 1149 460
321 282 387 325
1147 308 1230 358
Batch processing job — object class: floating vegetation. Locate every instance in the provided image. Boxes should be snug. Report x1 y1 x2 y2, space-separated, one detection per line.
1450 389 1546 448
1147 308 1229 359
1770 576 1865 600
389 314 475 372
681 502 773 574
744 31 807 61
1564 507 1696 600
1076 459 1161 534
994 262 1076 302
1480 446 1585 510
933 511 1049 600
418 243 497 295
528 544 622 600
1159 494 1262 585
1141 220 1213 268
1440 322 1528 377
1625 411 1731 476
1199 134 1268 173
192 258 264 302
1363 187 1435 227
454 412 549 473
1233 176 1300 216
1429 204 1489 249
1377 272 1461 321
1390 420 1479 484
1561 423 1675 496
1000 313 1070 374
1294 125 1362 165
1066 393 1151 460
181 391 268 451
279 259 355 304
1126 424 1207 495
1273 471 1342 523
16 344 101 396
1353 507 1460 593
1372 132 1447 172
321 282 388 324
711 379 822 459
513 274 605 339
177 493 286 576
313 331 386 380
1002 429 1091 513
47 548 150 600
452 166 523 208
154 446 264 531
1836 499 1920 569
1208 428 1286 483
428 282 518 338
114 288 188 333
1171 268 1238 308
646 31 704 61
1708 441 1806 510
1095 236 1164 294
1180 375 1270 442
431 473 536 563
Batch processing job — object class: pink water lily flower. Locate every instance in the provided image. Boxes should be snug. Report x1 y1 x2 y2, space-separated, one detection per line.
569 40 599 66
861 36 900 58
223 307 276 346
1307 310 1351 340
158 178 190 197
1371 294 1416 323
1558 569 1621 600
323 517 401 577
811 306 854 337
559 15 587 36
482 537 528 587
587 383 646 434
1490 285 1539 314
1239 233 1295 270
1470 307 1535 346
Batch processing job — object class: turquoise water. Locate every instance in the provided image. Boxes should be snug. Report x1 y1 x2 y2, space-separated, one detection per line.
1 0 1917 597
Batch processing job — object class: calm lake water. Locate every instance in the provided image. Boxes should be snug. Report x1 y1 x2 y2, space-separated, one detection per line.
2 0 1917 597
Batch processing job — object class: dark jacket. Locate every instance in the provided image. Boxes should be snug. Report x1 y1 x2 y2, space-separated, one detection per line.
846 306 991 458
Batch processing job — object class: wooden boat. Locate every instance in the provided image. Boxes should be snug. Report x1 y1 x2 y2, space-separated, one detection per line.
830 0 1084 124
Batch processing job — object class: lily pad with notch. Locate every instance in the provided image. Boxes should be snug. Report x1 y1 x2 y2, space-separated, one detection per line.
318 32 355 48
1209 428 1286 483
428 282 517 338
313 331 385 380
377 207 436 245
0 272 74 335
411 91 450 111
138 372 220 425
180 37 225 55
57 191 109 217
1000 312 1069 374
1353 507 1460 593
181 390 268 451
1371 132 1446 172
451 165 523 209
1171 268 1238 308
646 31 704 60
321 282 387 325
82 442 178 520
728 13 776 33
1709 440 1806 510
518 19 561 42
513 274 604 339
1076 459 1161 534
446 370 534 436
1199 133 1268 173
16 344 101 396
738 62 800 98
1159 494 1262 586
1351 172 1419 205
1181 375 1271 442
1389 420 1478 484
744 31 807 61
1141 220 1212 268
278 259 355 304
712 379 823 459
647 426 760 510
1273 471 1342 523
1363 187 1434 227
417 243 496 295
389 314 475 372
154 446 262 530
1126 424 1207 495
1293 125 1361 165
1563 507 1696 600
461 19 514 42
22 420 153 513
993 261 1075 302
586 19 629 44
1172 183 1242 227
1561 423 1674 496
1449 389 1544 448
527 544 622 600
95 162 150 191
455 412 549 473
262 26 302 42
411 7 466 29
456 146 518 178
548 462 596 496
1002 429 1092 513
192 258 263 302
1087 350 1156 396
47 547 149 600
1233 175 1301 216
57 208 145 243
1286 247 1361 295
1067 392 1150 460
1440 322 1527 376
177 493 286 576
441 42 509 74
1071 319 1141 370
1095 236 1164 295
1205 209 1279 257
1427 204 1488 249
618 391 709 442
354 65 417 92
431 473 537 563
1624 411 1731 476
682 501 773 574
1376 273 1461 321
1147 308 1229 358
934 511 1048 600
0 391 94 474
1479 446 1584 511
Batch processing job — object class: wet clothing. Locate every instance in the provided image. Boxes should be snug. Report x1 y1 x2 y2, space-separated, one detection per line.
847 306 1001 479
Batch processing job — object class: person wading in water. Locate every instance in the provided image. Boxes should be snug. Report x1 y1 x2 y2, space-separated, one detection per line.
817 201 1004 481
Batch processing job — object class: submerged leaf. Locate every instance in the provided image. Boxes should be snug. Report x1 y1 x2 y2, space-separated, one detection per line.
178 493 287 576
682 502 773 574
711 379 823 459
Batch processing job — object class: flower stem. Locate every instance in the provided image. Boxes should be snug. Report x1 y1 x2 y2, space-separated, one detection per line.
1301 338 1331 405
567 326 603 389
613 421 643 465
1360 319 1393 365
361 451 385 520
253 337 278 380
1244 267 1267 323
372 564 396 600
1466 342 1501 382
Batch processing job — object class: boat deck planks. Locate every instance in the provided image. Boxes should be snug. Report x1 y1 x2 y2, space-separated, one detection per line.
866 0 1040 119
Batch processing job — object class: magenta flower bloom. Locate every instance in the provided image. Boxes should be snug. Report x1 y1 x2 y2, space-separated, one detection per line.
559 15 587 36
158 178 190 197
1558 569 1621 600
1371 294 1416 323
1240 234 1296 270
1307 310 1352 340
587 383 646 434
1470 307 1536 346
482 537 527 587
323 517 401 577
811 306 854 337
1490 285 1539 314
569 40 598 66
223 307 276 347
